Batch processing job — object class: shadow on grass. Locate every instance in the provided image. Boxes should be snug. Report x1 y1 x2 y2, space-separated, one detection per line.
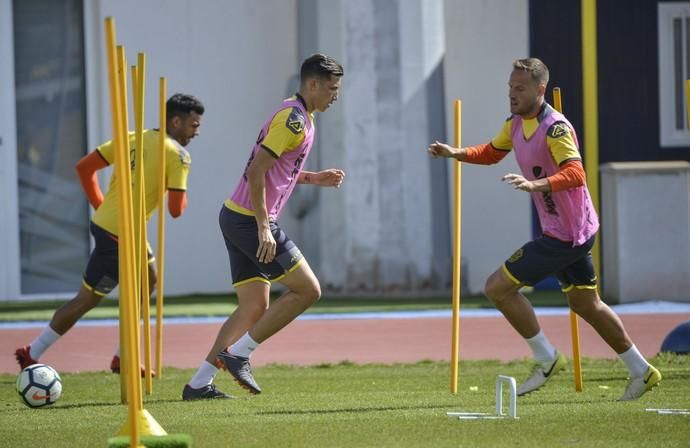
255 402 454 416
584 370 690 383
0 401 122 413
3 396 215 413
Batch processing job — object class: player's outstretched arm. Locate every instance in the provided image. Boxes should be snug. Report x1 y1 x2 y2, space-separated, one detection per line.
428 141 509 165
428 141 463 160
298 169 345 188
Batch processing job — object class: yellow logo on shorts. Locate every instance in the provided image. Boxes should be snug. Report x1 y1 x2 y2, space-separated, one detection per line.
508 248 524 263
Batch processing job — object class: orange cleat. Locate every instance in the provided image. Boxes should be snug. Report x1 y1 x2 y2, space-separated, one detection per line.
14 345 38 370
110 355 156 378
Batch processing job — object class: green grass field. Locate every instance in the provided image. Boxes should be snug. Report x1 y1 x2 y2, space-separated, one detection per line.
1 355 689 447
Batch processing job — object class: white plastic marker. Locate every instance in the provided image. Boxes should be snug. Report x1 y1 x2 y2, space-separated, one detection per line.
645 408 690 415
446 375 519 420
496 375 518 419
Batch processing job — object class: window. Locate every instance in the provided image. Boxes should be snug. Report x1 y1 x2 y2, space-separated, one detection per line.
13 0 89 294
659 2 690 147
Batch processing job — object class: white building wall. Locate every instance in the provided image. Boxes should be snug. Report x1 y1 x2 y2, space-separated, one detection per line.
288 0 448 293
1 0 535 299
85 0 299 296
442 0 532 293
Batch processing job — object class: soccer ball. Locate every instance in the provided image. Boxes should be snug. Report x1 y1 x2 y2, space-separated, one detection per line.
16 364 62 408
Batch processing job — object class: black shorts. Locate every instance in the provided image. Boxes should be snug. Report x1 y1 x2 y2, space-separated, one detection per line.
219 205 304 287
83 222 154 296
503 234 597 292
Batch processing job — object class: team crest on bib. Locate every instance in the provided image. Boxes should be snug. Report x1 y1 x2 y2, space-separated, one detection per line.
547 122 569 139
286 107 305 135
508 248 524 263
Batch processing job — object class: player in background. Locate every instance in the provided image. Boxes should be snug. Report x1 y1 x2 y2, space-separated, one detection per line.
15 94 204 377
428 58 660 401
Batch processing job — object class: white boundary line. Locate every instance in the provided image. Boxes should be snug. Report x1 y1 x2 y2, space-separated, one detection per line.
1 301 689 330
645 408 690 415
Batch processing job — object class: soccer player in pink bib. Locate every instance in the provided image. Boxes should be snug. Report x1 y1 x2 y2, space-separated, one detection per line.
428 58 660 401
183 54 344 400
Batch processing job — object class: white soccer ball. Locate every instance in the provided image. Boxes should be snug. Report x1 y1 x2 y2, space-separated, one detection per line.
16 364 62 408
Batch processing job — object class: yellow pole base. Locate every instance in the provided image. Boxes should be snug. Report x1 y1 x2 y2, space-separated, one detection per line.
117 409 168 437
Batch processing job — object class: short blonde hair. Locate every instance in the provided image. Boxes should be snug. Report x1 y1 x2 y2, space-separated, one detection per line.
513 58 549 86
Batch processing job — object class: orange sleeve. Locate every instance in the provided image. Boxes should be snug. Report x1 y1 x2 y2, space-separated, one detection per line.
547 160 586 192
75 150 108 209
464 142 510 165
168 189 187 218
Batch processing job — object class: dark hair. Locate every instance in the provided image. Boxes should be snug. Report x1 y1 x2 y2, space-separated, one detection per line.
300 53 344 82
166 93 204 120
512 58 549 86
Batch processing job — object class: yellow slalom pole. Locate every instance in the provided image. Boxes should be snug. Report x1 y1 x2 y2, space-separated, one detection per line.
116 44 167 443
116 44 142 413
130 63 153 393
105 19 167 448
117 47 138 410
552 87 583 393
104 19 132 416
130 66 144 376
104 18 141 444
581 0 601 277
130 65 143 316
155 78 167 377
133 53 153 395
552 87 562 115
131 64 141 288
450 99 462 394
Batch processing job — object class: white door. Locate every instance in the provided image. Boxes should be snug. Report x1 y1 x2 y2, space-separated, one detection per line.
0 0 21 301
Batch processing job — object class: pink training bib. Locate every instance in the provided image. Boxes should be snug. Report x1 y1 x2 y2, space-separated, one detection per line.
510 105 599 245
229 98 315 220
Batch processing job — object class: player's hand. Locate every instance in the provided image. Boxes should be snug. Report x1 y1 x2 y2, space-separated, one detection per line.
502 173 537 192
427 141 457 159
313 169 345 188
256 226 276 263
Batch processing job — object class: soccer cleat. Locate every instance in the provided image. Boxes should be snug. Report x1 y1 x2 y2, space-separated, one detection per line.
14 345 38 370
517 351 567 396
619 365 662 401
217 350 262 395
110 355 156 378
182 383 233 401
